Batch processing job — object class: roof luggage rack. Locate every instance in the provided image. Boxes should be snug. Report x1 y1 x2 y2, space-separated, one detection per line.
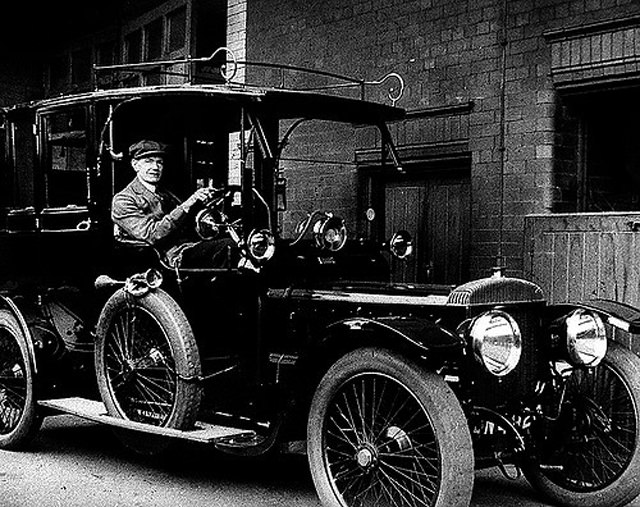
93 47 405 105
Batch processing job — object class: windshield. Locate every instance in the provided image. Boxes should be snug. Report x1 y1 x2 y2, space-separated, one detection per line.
274 118 399 241
101 92 401 242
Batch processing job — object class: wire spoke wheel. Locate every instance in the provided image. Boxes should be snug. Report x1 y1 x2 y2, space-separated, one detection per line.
547 363 635 490
0 309 41 449
524 342 640 507
325 373 440 506
308 347 473 507
104 305 177 425
0 333 28 434
96 288 202 454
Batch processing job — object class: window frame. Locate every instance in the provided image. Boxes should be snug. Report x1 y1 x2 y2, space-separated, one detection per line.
37 104 93 210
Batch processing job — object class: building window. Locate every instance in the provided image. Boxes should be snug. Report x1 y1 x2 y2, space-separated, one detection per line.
555 87 640 212
145 18 164 85
124 29 143 86
168 6 187 53
146 18 164 60
71 48 92 88
97 40 118 66
125 29 143 64
49 54 69 94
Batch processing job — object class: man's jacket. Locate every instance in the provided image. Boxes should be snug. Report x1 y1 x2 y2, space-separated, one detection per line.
111 177 195 265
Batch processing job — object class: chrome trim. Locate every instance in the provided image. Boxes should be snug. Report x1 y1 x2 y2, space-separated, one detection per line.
282 289 449 306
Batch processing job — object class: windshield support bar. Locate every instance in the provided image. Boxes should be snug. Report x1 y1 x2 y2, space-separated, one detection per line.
380 124 404 173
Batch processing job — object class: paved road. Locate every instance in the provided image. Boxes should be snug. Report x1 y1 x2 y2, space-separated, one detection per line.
0 415 638 507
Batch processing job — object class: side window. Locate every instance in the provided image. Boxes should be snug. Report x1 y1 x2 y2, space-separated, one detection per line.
6 112 37 209
0 115 8 209
41 107 89 207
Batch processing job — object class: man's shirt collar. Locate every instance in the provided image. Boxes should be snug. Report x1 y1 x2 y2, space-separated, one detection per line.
136 175 157 194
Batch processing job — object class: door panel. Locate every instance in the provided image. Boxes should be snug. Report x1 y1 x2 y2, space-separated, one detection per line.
429 179 470 284
385 175 470 285
385 184 426 284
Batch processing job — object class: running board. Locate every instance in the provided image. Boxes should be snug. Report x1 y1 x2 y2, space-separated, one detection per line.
38 397 255 444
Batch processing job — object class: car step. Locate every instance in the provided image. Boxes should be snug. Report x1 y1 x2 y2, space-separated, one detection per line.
38 397 255 444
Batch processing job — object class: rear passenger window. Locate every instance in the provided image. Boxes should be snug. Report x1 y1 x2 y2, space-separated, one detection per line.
42 107 89 207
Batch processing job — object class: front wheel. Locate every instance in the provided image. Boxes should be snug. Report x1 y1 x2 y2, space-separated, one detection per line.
95 288 202 454
524 342 640 507
307 347 474 507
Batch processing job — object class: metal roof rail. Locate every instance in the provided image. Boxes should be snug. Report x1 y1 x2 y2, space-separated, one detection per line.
93 47 405 106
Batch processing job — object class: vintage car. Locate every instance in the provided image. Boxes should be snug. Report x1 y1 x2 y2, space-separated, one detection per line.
1 51 640 507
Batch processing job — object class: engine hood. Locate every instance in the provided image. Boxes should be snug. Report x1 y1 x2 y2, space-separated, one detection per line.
268 276 545 308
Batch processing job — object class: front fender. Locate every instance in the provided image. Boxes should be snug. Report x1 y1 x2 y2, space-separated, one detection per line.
557 299 640 334
326 316 464 354
0 295 38 374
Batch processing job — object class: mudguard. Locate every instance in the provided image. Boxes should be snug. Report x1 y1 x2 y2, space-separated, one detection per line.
327 315 464 353
556 299 640 334
0 295 38 374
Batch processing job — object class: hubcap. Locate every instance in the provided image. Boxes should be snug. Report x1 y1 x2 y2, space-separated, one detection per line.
355 444 378 470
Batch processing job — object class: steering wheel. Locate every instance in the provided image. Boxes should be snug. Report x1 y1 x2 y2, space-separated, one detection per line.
194 185 275 265
194 189 236 241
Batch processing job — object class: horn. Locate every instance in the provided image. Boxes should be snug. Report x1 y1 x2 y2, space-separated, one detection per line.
94 275 123 290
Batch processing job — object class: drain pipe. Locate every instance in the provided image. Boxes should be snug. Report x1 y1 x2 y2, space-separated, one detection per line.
496 0 509 272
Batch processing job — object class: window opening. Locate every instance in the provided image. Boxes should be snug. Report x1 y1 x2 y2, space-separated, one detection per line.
71 48 92 89
145 18 164 85
168 6 187 53
42 107 88 207
6 113 36 210
555 87 640 212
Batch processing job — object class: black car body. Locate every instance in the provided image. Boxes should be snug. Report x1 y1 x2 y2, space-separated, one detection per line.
1 55 640 507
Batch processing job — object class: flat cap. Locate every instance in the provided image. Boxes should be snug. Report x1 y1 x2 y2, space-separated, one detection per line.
129 140 167 160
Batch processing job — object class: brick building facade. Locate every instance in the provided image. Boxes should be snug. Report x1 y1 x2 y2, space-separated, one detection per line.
243 0 640 282
2 0 640 285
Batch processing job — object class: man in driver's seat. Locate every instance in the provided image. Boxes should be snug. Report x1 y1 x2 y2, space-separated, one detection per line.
111 139 234 269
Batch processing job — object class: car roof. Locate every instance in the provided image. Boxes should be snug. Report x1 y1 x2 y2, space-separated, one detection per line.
2 84 405 124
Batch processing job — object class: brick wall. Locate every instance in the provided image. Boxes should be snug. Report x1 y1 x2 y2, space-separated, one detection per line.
243 0 639 280
227 0 247 83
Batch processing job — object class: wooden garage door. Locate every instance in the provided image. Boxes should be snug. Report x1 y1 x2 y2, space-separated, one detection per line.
385 175 470 285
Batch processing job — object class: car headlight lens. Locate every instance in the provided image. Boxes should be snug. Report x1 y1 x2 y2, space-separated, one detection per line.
565 309 606 366
470 310 522 377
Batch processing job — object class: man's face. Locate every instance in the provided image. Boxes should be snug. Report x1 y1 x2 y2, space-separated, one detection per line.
133 156 164 185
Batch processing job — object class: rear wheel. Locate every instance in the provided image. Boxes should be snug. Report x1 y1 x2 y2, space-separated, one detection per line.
95 289 202 454
307 347 474 507
524 342 640 507
0 309 41 449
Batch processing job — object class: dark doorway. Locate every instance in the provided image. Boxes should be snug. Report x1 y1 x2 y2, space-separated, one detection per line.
368 163 471 285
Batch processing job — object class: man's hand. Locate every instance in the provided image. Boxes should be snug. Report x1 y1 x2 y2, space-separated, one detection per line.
182 187 220 212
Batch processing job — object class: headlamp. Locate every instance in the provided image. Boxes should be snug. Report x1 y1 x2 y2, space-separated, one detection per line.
565 309 607 366
470 310 522 376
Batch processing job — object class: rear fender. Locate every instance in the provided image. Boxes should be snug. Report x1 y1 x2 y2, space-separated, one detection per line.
554 299 640 334
0 295 38 374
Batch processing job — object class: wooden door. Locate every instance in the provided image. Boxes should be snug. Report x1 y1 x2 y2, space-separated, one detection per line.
385 175 470 285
